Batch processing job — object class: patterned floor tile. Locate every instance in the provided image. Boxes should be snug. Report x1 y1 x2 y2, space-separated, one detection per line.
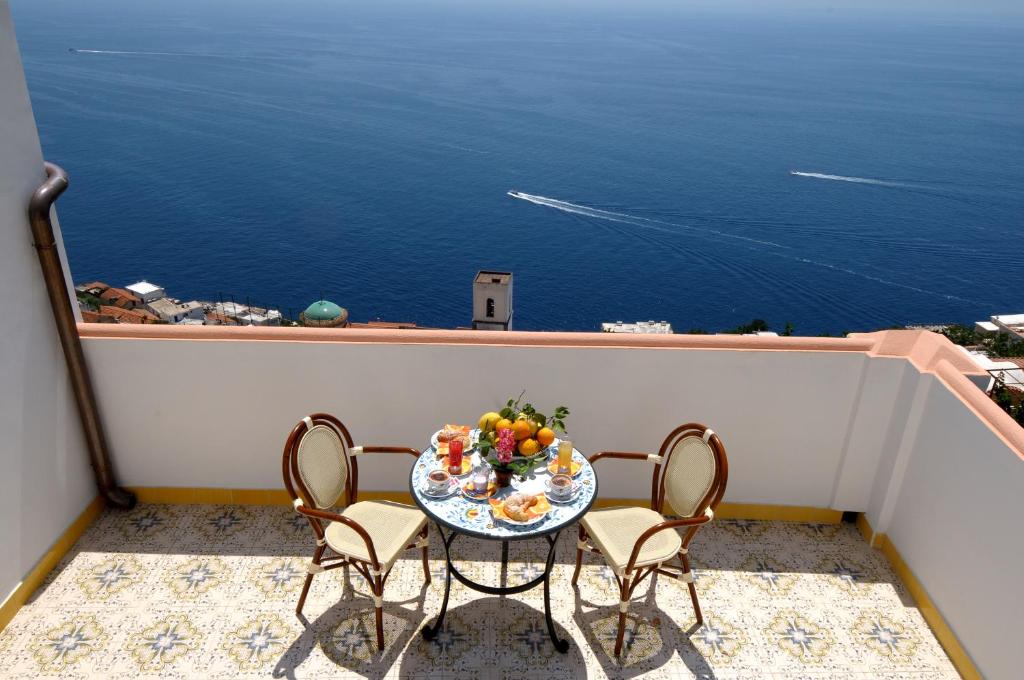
0 505 960 679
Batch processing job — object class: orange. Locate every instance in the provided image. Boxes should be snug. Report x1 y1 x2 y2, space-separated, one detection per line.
518 438 541 456
511 419 531 441
515 413 539 434
536 427 555 447
495 418 514 433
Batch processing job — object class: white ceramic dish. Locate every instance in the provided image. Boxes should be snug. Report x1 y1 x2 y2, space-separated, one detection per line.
545 479 582 504
491 508 549 526
430 428 478 451
421 477 460 499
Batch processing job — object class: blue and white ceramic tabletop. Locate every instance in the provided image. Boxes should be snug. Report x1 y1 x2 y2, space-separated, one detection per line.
410 442 598 540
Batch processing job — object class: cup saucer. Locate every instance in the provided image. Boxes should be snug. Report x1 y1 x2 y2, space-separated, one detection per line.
422 478 459 499
545 479 580 503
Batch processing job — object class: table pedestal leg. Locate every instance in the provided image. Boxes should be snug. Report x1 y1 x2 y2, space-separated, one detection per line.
421 526 569 653
499 540 509 591
421 524 453 641
543 530 570 653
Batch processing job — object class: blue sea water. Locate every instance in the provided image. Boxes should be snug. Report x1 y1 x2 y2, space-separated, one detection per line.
11 1 1024 333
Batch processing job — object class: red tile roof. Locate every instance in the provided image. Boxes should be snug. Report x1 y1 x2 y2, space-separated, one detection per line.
98 305 159 324
79 281 110 293
204 311 237 325
349 321 423 329
98 286 141 309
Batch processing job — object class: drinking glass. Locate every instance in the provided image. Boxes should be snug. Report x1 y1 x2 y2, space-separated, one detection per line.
448 439 464 475
472 461 490 493
557 440 573 474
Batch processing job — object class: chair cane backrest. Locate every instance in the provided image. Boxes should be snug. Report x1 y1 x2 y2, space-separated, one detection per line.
283 414 356 511
297 424 350 509
656 424 728 518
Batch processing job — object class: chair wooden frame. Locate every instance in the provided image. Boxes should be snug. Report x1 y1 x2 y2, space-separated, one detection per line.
282 412 430 651
571 423 728 656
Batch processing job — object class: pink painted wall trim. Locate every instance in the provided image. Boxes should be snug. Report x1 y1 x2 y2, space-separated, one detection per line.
932 359 1024 459
78 322 875 351
852 328 982 375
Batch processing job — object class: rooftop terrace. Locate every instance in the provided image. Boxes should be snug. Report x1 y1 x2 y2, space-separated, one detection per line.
1 504 957 679
3 7 1023 678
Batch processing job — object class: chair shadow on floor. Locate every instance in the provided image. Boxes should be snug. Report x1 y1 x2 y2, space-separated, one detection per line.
273 566 431 680
572 573 716 680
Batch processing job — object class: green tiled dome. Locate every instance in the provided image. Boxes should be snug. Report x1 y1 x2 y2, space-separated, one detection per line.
303 300 343 321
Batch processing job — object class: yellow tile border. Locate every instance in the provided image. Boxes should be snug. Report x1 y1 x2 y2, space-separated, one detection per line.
126 487 289 505
715 502 842 523
857 514 980 680
127 487 844 523
592 497 843 523
0 495 105 634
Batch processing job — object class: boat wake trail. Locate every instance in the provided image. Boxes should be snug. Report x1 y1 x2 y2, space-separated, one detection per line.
507 191 786 249
70 49 223 58
508 190 982 306
790 171 913 188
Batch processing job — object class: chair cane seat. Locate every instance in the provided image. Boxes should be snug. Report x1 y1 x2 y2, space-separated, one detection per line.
582 506 682 574
325 501 427 569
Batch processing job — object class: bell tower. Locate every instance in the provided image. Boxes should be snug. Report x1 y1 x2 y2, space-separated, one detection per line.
472 271 513 331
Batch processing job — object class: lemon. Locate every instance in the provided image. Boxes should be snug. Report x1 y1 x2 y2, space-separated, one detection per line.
478 412 501 432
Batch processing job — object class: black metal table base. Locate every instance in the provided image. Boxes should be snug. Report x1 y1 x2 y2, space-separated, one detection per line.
421 523 569 653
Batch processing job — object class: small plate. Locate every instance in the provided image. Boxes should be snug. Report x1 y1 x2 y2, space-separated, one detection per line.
431 427 477 451
438 456 472 476
489 494 552 526
421 478 460 499
545 480 582 504
491 509 549 527
461 479 498 501
546 458 583 477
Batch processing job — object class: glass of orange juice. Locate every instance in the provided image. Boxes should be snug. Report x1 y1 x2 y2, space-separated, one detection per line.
557 440 573 474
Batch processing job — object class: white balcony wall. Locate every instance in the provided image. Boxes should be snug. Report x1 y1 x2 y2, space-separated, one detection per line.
82 336 906 510
867 373 1024 679
0 3 95 608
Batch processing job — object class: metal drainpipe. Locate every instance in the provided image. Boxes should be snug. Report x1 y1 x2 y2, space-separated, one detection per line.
28 162 136 509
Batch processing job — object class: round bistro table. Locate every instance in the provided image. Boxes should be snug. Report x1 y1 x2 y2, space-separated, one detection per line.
410 439 597 653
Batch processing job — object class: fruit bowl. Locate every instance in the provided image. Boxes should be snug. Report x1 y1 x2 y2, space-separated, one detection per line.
476 393 570 475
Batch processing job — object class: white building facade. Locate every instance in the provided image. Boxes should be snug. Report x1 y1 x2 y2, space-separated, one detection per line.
125 280 166 304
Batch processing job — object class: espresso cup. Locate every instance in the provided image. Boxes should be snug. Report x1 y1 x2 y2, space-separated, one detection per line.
427 469 451 493
549 474 573 498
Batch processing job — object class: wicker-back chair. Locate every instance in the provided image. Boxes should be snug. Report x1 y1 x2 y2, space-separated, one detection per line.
283 413 430 650
572 423 728 655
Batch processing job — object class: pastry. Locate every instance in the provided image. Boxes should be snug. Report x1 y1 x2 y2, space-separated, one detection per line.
503 492 538 522
436 424 472 452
